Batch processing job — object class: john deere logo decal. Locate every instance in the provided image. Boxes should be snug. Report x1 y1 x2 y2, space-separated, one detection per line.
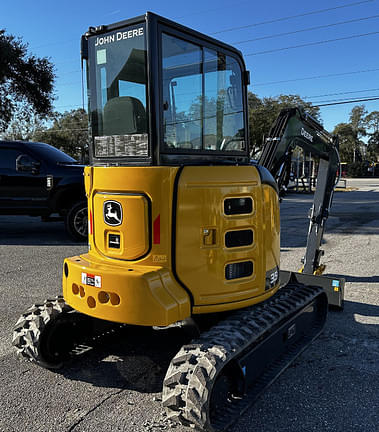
104 200 123 226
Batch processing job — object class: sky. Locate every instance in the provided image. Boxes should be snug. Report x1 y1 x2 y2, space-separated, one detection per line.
2 0 379 132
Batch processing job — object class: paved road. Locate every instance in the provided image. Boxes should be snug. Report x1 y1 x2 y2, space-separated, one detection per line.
0 178 378 431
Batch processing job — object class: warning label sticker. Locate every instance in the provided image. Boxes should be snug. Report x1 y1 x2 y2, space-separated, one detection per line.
153 254 167 263
81 272 102 288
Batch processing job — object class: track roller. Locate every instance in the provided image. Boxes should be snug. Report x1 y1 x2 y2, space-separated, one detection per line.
162 282 328 431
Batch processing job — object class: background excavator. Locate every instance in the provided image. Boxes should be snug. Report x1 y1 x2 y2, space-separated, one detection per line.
13 12 344 431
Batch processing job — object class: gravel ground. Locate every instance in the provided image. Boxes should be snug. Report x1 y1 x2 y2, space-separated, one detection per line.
0 178 378 432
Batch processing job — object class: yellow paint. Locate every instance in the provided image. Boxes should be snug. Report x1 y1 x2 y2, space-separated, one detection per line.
63 165 281 324
63 254 190 325
262 184 280 278
93 193 149 260
314 264 326 275
298 264 326 276
176 166 276 307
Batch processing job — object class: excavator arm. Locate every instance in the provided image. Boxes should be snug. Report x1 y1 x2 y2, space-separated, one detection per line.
259 107 340 193
258 107 340 275
258 107 344 310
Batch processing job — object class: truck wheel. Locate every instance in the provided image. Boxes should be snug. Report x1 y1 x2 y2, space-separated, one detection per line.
65 201 88 241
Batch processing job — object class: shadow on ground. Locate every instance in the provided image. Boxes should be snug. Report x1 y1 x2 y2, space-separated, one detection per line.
57 326 189 393
54 298 378 397
0 215 84 246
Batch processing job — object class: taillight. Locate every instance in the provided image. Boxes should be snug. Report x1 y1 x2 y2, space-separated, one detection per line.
89 210 93 235
153 214 160 244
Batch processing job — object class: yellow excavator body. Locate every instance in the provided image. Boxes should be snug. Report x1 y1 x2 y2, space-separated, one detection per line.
63 165 280 325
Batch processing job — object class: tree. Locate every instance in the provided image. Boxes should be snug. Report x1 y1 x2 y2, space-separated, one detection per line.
364 111 379 133
2 111 46 141
33 109 89 162
333 123 361 163
0 29 55 132
367 131 379 161
364 111 379 161
248 93 321 155
349 105 368 138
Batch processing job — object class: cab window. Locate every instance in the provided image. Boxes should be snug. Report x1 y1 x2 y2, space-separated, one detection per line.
88 23 149 158
161 33 245 152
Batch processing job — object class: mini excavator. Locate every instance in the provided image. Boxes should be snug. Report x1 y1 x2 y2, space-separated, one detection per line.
13 13 344 431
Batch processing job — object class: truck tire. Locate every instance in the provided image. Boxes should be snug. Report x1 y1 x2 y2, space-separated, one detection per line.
65 200 88 241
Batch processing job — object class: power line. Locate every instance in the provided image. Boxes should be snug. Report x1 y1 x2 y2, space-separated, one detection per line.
304 88 379 99
55 66 379 92
245 30 379 56
55 82 379 113
233 14 379 45
42 2 377 67
55 89 379 110
211 0 375 35
313 96 379 107
312 94 379 103
50 97 379 132
26 1 377 52
55 104 84 109
253 67 379 87
54 67 379 109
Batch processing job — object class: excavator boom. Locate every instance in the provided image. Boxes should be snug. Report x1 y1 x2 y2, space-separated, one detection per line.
259 107 341 277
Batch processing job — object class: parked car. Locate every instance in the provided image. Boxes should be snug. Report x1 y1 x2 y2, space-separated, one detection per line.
0 140 87 241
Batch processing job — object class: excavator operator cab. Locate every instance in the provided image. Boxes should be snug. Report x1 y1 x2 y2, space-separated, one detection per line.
82 12 250 166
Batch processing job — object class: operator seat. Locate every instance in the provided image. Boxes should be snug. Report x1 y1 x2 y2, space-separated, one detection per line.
103 96 147 136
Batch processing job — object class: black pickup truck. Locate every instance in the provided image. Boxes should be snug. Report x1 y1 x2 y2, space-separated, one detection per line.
0 140 87 241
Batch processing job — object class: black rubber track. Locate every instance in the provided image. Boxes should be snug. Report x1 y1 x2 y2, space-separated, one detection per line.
162 283 327 431
13 297 73 368
12 296 124 369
